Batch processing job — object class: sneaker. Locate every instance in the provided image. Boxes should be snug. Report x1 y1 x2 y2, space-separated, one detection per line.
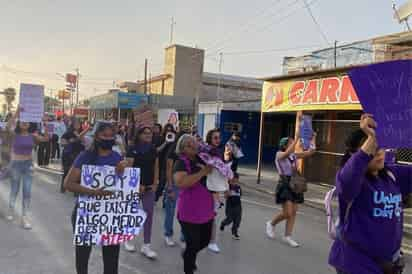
283 236 300 248
5 209 14 222
141 244 157 259
124 241 137 252
21 216 32 230
208 243 220 253
219 222 225 232
266 221 275 239
165 236 176 247
232 233 240 240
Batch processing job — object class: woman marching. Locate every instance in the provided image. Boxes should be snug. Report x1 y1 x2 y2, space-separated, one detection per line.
5 107 49 229
60 119 89 193
265 111 316 247
124 126 159 259
64 122 129 274
173 134 213 274
329 114 411 274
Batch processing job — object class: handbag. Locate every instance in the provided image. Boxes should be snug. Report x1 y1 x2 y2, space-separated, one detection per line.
275 155 307 194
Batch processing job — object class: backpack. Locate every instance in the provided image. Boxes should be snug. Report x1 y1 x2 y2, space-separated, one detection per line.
325 169 396 240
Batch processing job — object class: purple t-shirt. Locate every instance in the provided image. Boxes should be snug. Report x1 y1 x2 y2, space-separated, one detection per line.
12 135 35 155
275 152 296 176
173 156 214 224
329 151 412 274
73 150 122 169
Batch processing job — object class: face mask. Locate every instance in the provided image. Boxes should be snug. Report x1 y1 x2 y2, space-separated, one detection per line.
96 139 115 150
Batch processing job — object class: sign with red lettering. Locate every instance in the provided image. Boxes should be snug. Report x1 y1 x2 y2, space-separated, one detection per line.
74 165 146 246
262 75 362 112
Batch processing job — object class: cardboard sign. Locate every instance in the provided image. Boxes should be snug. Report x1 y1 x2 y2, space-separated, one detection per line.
300 115 313 150
19 83 44 123
74 165 146 246
349 60 412 148
167 111 179 129
133 105 154 129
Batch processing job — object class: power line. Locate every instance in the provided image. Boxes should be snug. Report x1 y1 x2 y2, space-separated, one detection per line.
302 0 329 44
222 44 323 56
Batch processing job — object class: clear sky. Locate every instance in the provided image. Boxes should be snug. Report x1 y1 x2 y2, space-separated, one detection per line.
0 0 410 99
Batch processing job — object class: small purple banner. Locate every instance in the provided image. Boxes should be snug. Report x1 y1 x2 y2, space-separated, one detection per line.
348 60 412 149
300 115 313 151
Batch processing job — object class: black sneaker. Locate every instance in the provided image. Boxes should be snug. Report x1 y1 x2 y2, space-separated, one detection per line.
232 233 240 240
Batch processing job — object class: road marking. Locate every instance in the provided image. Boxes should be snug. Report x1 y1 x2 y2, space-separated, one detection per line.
241 198 305 216
119 262 146 274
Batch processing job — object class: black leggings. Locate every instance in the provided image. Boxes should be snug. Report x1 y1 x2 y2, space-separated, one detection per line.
71 207 120 274
179 220 213 274
221 205 242 234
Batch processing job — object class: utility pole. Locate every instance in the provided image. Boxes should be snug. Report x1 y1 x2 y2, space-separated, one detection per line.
216 52 223 128
75 68 80 107
144 59 148 94
169 17 176 45
334 40 338 68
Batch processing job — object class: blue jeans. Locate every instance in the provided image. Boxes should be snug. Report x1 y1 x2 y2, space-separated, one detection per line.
9 160 33 216
164 185 178 237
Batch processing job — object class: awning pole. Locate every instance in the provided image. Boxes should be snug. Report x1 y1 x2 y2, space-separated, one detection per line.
257 110 264 184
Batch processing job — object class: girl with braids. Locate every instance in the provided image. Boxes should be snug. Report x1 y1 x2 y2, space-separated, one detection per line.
64 122 130 274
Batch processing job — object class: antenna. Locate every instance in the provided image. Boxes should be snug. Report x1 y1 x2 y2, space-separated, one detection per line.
393 0 411 31
169 17 176 45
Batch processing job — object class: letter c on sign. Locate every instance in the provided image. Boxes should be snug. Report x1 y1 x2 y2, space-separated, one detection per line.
289 81 304 105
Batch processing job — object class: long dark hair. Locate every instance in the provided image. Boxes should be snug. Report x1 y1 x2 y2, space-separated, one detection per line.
162 123 175 139
15 121 37 134
340 129 388 180
206 128 220 146
134 126 152 145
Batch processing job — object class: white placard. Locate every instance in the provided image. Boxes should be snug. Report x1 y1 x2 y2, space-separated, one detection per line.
74 165 146 246
19 83 44 123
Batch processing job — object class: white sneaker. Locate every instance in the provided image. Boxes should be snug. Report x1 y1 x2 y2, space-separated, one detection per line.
165 237 176 247
266 221 275 239
283 236 300 248
141 244 157 259
22 216 32 230
208 243 220 253
5 209 14 222
124 241 137 252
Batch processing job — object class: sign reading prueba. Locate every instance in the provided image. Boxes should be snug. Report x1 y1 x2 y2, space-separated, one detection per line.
74 165 146 246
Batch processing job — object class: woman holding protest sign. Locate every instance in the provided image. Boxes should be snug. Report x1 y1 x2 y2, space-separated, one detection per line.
5 107 49 229
329 114 411 274
64 122 129 274
124 126 159 259
266 111 316 247
173 134 213 274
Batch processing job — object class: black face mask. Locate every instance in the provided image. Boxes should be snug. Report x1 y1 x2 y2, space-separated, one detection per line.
95 139 115 150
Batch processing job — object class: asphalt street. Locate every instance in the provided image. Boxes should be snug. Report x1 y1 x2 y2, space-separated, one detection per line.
0 168 410 274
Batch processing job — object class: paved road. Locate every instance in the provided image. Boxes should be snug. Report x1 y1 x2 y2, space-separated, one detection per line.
0 169 410 274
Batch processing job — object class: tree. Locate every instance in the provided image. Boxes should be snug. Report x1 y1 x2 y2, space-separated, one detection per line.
3 87 16 113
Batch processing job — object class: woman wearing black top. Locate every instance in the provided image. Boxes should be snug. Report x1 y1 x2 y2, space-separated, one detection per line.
60 119 89 193
124 126 159 259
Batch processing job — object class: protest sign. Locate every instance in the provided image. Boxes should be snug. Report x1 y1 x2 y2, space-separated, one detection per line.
133 104 154 129
0 122 6 130
349 60 412 148
74 165 146 246
300 115 313 151
167 111 179 130
19 83 44 123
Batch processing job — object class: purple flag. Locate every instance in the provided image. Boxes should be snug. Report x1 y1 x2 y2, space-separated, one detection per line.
348 60 412 149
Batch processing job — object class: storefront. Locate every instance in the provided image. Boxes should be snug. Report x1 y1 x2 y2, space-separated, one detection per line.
258 66 363 185
89 91 148 122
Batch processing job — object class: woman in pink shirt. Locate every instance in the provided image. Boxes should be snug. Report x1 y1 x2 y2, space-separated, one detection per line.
173 134 213 274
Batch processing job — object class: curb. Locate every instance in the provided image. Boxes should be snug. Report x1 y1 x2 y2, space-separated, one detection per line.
239 180 412 240
34 165 63 175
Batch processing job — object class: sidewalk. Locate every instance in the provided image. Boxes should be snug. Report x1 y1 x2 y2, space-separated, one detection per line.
237 165 412 242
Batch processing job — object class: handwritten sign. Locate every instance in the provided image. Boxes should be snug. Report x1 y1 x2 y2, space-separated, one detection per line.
300 115 313 150
349 60 412 148
74 165 146 246
133 104 154 129
19 83 44 123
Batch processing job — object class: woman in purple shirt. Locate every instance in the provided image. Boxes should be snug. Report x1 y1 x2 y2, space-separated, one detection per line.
329 114 411 274
173 134 213 274
5 109 49 229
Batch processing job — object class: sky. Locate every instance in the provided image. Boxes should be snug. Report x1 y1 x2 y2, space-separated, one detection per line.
0 0 410 99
